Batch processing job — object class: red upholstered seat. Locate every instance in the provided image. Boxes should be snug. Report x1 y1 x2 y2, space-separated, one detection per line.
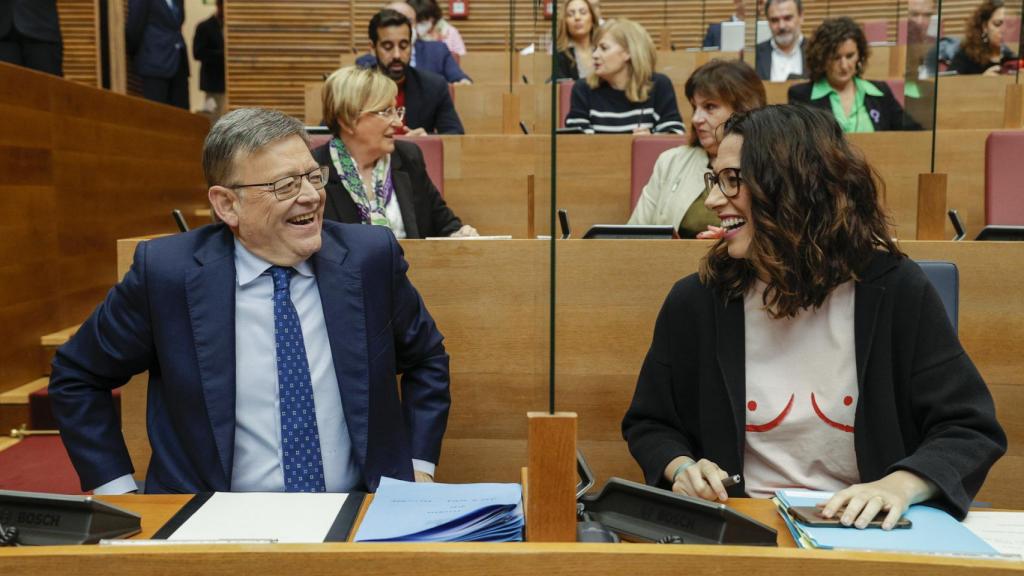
886 78 905 107
862 19 888 44
985 131 1024 225
630 135 688 211
397 135 445 197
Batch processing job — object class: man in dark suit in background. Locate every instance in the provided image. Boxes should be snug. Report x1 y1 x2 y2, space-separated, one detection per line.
127 0 189 109
357 2 470 84
364 8 464 135
193 0 225 117
702 0 747 49
49 108 452 494
753 0 806 81
0 0 62 76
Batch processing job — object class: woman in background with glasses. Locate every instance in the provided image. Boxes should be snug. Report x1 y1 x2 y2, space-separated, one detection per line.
622 104 1005 528
313 66 476 238
627 60 765 238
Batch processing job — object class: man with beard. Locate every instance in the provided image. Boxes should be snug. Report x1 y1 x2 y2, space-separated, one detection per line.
364 8 464 136
754 0 806 81
357 2 470 84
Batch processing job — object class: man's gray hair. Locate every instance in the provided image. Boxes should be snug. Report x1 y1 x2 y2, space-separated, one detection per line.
202 108 309 187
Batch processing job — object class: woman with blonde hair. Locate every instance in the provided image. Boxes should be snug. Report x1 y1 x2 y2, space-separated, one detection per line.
565 18 683 134
950 0 1017 75
313 66 476 238
554 0 598 80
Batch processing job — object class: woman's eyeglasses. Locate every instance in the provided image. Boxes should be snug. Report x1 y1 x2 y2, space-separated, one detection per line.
704 167 744 198
368 106 406 122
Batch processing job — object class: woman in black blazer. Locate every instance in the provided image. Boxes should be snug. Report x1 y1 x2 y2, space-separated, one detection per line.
787 16 912 132
622 105 1005 526
313 65 475 239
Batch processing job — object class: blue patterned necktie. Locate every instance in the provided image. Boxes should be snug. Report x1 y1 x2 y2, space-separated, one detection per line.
269 266 326 492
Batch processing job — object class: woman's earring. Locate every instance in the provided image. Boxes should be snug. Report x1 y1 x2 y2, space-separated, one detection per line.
982 30 990 44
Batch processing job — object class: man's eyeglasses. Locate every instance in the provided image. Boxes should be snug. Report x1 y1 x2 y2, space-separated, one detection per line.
367 106 406 122
704 168 744 198
232 166 329 201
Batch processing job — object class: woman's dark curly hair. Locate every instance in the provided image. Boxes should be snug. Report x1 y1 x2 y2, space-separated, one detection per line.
698 105 903 319
805 16 870 83
962 0 1005 67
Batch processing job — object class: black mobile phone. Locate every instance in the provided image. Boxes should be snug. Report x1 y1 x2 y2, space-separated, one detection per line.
558 209 571 239
948 209 966 241
788 506 912 529
171 209 189 233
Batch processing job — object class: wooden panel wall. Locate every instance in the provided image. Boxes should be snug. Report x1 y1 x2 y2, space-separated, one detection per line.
0 62 208 394
56 0 101 88
223 0 1019 118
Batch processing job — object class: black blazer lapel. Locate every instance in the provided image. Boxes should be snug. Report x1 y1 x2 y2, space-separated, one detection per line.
389 153 420 238
312 230 372 477
184 228 236 487
714 297 747 462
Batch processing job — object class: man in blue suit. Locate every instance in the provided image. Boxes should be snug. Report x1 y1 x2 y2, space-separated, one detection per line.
356 2 471 84
50 108 452 494
0 0 63 76
126 0 189 109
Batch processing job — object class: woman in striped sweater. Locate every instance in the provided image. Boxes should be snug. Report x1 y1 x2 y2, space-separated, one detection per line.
565 18 684 135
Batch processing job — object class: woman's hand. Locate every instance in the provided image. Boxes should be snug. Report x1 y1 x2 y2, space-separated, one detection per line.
819 470 937 530
633 126 652 135
414 470 434 482
696 225 724 239
664 456 731 502
983 64 1003 76
450 224 479 237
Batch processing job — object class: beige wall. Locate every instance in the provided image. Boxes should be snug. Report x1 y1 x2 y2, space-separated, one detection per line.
184 0 217 112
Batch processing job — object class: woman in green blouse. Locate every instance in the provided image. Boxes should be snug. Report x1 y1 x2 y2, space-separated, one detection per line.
788 17 911 132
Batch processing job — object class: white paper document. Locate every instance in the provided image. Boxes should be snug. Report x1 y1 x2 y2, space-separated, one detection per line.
166 492 349 543
963 511 1024 557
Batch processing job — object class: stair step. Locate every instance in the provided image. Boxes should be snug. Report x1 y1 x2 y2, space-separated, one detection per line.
0 378 49 405
40 324 80 348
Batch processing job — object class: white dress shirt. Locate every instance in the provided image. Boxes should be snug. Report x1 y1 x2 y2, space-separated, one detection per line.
770 35 805 82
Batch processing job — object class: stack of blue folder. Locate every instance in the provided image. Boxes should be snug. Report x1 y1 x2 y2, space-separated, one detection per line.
353 477 524 542
774 489 1002 556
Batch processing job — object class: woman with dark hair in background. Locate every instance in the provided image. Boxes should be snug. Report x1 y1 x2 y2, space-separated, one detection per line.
628 60 766 238
565 18 683 134
554 0 598 80
950 0 1016 75
788 17 909 132
407 0 466 56
622 104 1005 528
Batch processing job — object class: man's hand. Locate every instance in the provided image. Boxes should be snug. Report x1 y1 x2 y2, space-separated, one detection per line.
449 224 479 237
455 79 472 85
405 127 428 137
819 470 937 530
414 470 434 482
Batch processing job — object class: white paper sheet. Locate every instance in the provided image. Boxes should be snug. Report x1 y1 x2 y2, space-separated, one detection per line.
963 511 1024 556
166 492 349 544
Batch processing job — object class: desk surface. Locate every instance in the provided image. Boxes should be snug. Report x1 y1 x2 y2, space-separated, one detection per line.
4 496 1023 575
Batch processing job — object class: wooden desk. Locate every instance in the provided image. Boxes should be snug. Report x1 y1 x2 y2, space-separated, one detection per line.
3 496 1020 575
112 239 1024 511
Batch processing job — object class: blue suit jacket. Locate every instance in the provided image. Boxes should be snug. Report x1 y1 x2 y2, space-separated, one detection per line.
50 222 451 494
356 39 470 83
126 0 186 78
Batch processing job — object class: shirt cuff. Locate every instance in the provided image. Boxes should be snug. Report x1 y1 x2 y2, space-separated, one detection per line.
91 474 139 495
412 459 436 477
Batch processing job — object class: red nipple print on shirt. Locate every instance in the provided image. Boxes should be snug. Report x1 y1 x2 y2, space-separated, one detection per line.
745 393 855 433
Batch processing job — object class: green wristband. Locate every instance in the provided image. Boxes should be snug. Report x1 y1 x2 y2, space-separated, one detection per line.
671 460 696 483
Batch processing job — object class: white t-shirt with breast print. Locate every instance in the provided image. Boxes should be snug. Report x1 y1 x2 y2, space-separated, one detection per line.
742 281 861 499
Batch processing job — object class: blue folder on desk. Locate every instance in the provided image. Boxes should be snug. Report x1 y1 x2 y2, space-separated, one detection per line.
775 489 1000 556
354 477 524 542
